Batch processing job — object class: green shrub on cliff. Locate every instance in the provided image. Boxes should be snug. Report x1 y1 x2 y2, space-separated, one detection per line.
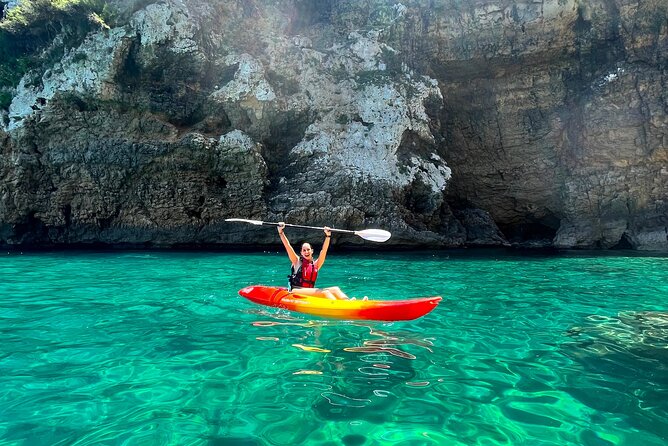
0 0 116 91
1 0 113 34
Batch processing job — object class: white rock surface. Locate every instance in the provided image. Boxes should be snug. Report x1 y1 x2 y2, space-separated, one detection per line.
3 1 204 132
211 54 276 103
280 29 450 195
5 28 129 131
130 2 198 53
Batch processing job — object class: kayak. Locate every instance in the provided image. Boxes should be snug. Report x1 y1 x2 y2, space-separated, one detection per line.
238 285 442 321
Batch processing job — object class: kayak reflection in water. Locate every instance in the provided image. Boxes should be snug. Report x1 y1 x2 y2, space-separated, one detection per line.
277 222 350 300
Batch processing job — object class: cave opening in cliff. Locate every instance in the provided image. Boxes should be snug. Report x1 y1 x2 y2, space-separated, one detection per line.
611 232 635 250
116 39 142 92
499 218 559 245
13 211 47 245
262 109 313 192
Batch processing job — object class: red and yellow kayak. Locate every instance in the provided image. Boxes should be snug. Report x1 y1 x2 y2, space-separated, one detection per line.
238 285 442 321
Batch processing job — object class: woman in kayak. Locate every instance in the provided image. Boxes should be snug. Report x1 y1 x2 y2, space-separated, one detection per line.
277 222 349 300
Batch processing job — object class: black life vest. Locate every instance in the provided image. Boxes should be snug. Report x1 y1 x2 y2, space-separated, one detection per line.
288 257 318 290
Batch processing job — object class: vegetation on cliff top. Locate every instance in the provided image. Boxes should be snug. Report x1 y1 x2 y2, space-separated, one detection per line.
0 0 116 103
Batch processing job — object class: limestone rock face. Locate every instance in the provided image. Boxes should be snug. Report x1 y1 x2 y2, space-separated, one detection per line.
1 0 666 250
426 0 668 250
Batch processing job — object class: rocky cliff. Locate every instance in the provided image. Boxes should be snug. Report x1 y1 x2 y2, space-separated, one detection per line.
1 0 667 250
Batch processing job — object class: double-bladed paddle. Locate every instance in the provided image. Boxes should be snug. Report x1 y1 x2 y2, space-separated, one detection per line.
225 218 391 243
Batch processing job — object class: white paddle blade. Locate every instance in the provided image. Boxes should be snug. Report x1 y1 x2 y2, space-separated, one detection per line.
354 229 392 242
225 218 264 226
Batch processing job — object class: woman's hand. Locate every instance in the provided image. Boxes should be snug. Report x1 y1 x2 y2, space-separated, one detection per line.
278 222 285 234
323 226 331 237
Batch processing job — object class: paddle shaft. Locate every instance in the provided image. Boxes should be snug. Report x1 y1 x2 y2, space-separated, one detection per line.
260 221 356 235
224 218 391 242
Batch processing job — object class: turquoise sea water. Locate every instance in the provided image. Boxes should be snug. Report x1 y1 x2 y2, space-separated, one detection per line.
1 249 668 446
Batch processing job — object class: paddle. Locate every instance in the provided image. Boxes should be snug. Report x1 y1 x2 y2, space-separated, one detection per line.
225 218 391 242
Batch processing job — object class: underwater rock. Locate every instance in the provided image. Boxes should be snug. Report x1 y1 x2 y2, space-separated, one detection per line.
566 311 668 362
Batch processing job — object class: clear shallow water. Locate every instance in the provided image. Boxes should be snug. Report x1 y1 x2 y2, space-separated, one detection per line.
1 249 667 446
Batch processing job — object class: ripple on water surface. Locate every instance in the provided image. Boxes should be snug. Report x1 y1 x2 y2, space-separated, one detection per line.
1 250 667 445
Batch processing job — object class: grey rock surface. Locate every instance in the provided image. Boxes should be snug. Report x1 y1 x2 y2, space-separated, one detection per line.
1 0 666 250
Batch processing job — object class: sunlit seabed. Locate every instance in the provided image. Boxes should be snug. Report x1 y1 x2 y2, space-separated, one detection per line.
1 250 667 445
